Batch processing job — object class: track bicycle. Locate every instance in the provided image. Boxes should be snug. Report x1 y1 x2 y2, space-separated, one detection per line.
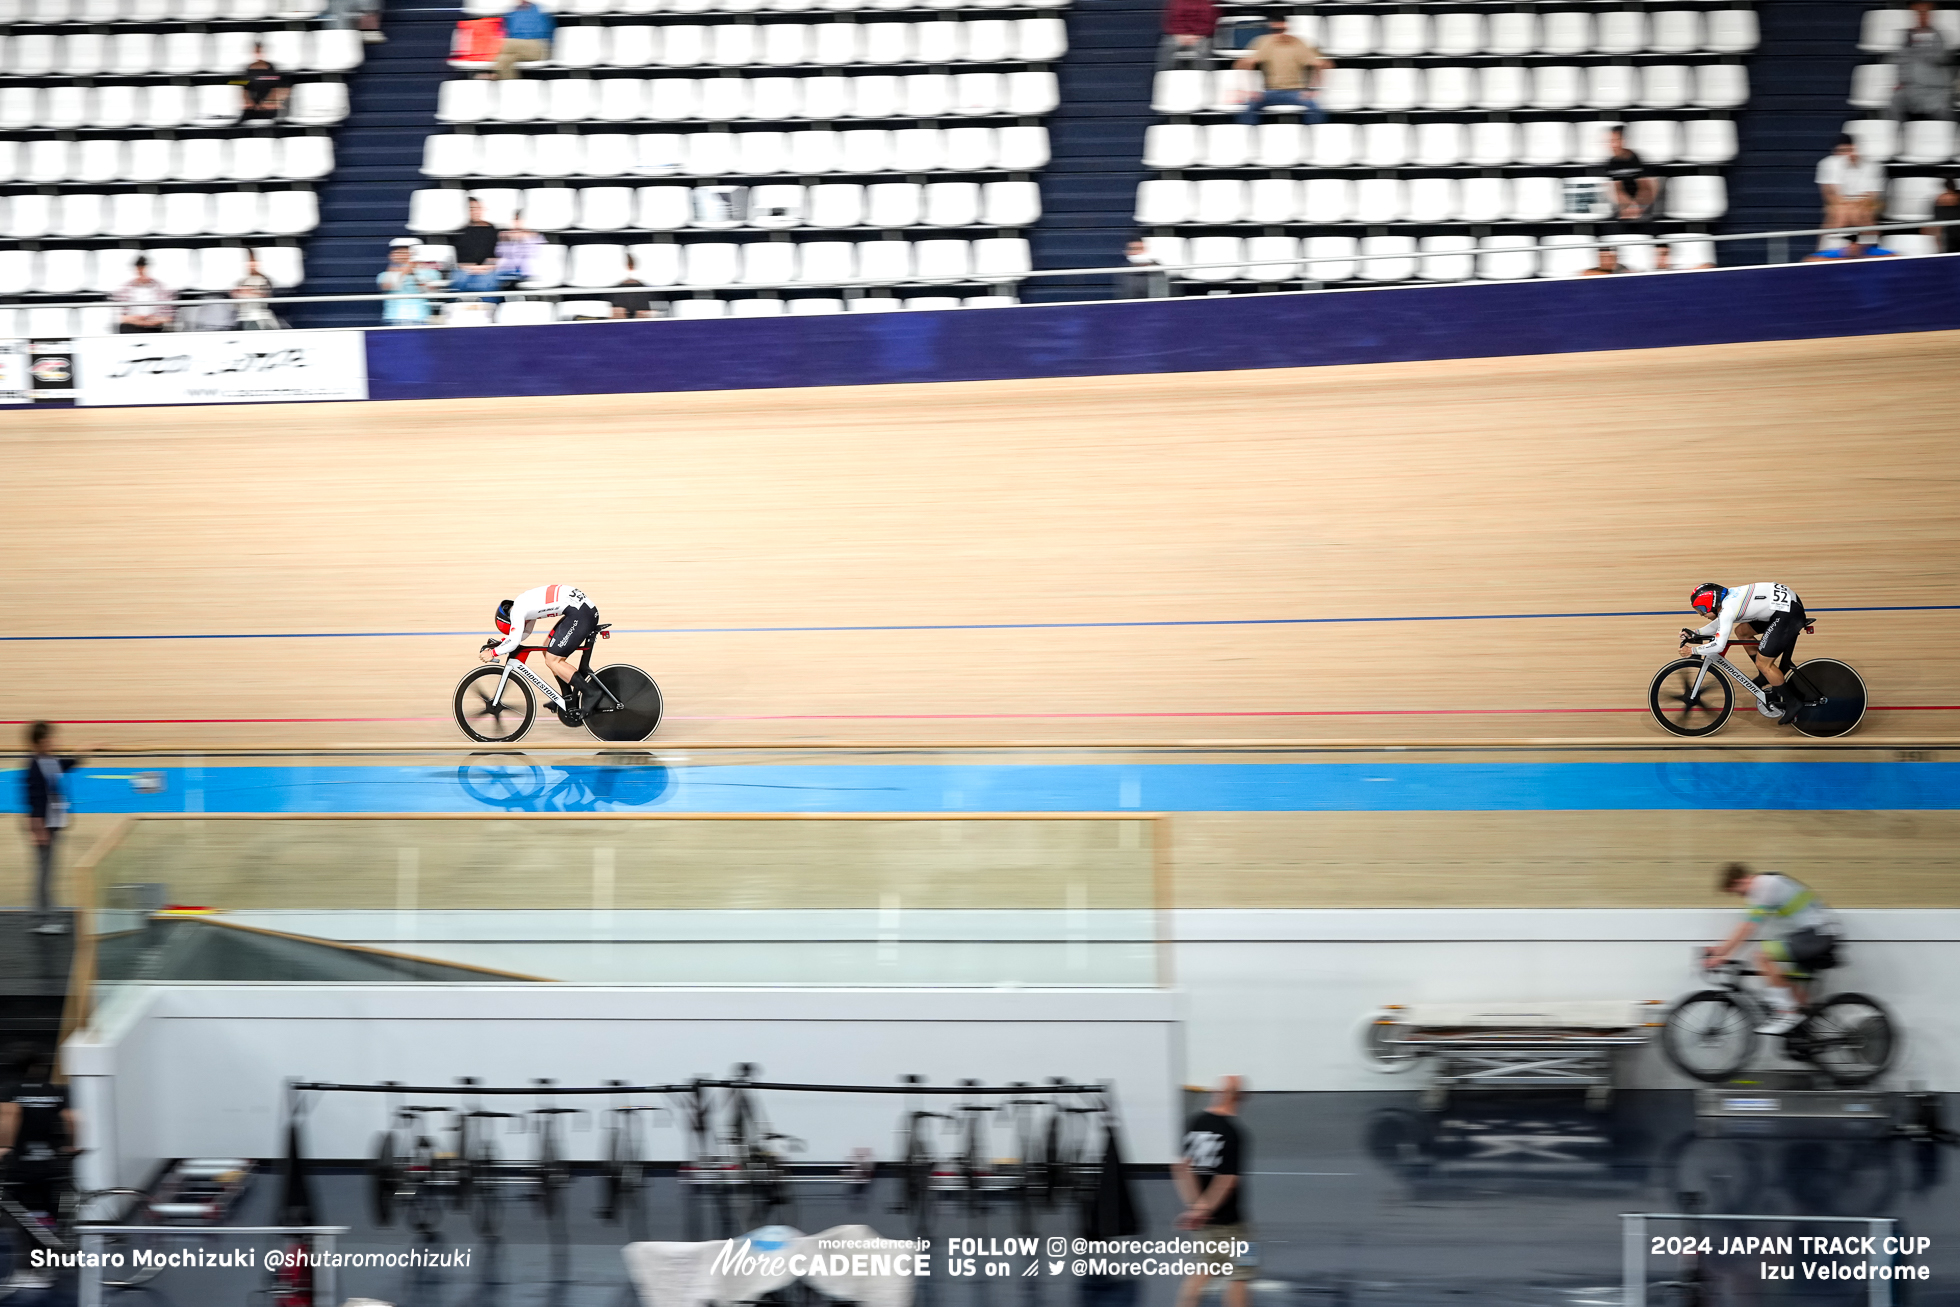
451 1077 518 1238
368 1091 455 1235
1648 628 1865 738
598 1080 664 1224
452 622 662 744
720 1064 805 1228
1661 958 1895 1087
891 1075 950 1237
529 1079 579 1221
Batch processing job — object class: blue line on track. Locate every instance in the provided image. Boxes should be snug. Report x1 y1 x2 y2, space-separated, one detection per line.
11 762 1960 816
3 604 1956 642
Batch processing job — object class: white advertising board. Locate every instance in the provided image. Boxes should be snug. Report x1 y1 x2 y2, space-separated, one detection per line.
0 340 27 403
74 329 368 406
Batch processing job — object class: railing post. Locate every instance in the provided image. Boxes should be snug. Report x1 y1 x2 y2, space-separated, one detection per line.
1621 1213 1644 1307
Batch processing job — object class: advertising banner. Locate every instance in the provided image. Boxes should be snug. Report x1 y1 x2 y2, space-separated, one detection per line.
74 329 369 406
0 341 26 403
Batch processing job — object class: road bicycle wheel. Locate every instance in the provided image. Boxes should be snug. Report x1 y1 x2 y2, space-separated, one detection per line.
1800 993 1896 1086
586 664 662 743
1649 659 1734 737
1787 658 1867 739
1661 990 1758 1083
454 665 536 744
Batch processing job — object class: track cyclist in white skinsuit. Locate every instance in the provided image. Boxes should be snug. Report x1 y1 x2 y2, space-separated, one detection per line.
1679 582 1809 724
480 584 601 709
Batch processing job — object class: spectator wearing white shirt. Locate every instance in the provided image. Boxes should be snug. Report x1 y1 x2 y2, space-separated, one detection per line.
111 256 174 333
1814 135 1884 250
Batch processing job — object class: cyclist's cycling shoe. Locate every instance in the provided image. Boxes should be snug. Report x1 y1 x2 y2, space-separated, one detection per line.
1756 1006 1805 1036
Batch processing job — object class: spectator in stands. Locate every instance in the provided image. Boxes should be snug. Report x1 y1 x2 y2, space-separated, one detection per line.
1232 16 1329 127
1804 237 1898 261
231 254 280 330
1887 1 1954 122
328 0 383 43
494 212 544 292
378 239 445 325
1815 134 1885 250
488 0 555 81
112 256 174 334
1579 247 1624 277
609 253 658 318
1654 243 1716 272
239 44 290 123
1926 177 1960 253
1158 0 1217 71
1602 126 1657 221
451 198 504 294
1116 239 1168 299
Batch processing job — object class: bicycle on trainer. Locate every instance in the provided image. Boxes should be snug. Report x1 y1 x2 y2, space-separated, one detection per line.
1648 629 1866 738
598 1080 663 1224
368 1089 454 1235
1661 957 1895 1087
454 622 662 744
451 1076 518 1238
892 1075 950 1237
529 1079 579 1221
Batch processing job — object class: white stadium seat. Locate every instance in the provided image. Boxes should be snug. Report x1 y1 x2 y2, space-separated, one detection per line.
1540 11 1591 56
869 181 924 226
1681 119 1738 165
264 190 319 235
1478 235 1538 281
1185 235 1242 283
1257 122 1308 167
1707 11 1758 54
1623 120 1680 166
1597 10 1648 55
789 298 845 315
409 188 470 233
1433 14 1483 57
1301 236 1355 282
1419 235 1476 283
1243 235 1299 282
1844 118 1898 164
1135 179 1192 225
1353 177 1405 224
1143 123 1199 170
1246 177 1298 224
1358 235 1416 283
1406 177 1458 224
1521 120 1573 167
1308 122 1357 168
1586 65 1638 110
1886 177 1945 222
1487 12 1538 56
1423 66 1475 112
1194 178 1246 224
1540 233 1601 279
1641 65 1693 110
1300 177 1352 224
1531 65 1583 111
1466 122 1517 168
1899 119 1956 165
1509 176 1563 222
1651 11 1703 55
1850 65 1897 111
1459 176 1509 225
1665 175 1727 221
1695 65 1749 109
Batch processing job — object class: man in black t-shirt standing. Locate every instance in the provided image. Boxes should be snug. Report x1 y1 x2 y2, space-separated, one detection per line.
1 1046 76 1221
1172 1075 1252 1307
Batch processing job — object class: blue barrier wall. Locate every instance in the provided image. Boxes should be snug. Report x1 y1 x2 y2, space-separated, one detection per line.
364 257 1960 403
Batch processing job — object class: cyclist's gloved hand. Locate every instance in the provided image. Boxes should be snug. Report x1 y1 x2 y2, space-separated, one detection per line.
1680 629 1711 645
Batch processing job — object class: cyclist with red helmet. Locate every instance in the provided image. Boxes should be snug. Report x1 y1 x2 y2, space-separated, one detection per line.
480 584 600 707
1679 582 1808 721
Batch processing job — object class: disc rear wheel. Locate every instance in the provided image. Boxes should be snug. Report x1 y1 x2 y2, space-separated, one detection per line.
1787 658 1867 739
454 665 537 744
1649 658 1734 737
585 664 662 742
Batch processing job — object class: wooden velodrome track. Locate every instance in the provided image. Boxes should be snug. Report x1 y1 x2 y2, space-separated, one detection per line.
4 330 1960 910
4 330 1957 749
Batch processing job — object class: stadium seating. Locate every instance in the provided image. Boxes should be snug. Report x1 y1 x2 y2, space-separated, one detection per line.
1847 11 1958 251
1133 3 1754 290
0 0 358 328
407 0 1068 309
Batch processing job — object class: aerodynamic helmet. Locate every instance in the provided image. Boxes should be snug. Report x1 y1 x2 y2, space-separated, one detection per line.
494 599 514 635
1690 583 1725 617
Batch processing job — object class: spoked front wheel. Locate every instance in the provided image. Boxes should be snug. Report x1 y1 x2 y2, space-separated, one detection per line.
1661 990 1759 1083
1787 658 1868 739
1799 993 1896 1086
454 665 537 744
1649 658 1735 737
585 664 662 742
